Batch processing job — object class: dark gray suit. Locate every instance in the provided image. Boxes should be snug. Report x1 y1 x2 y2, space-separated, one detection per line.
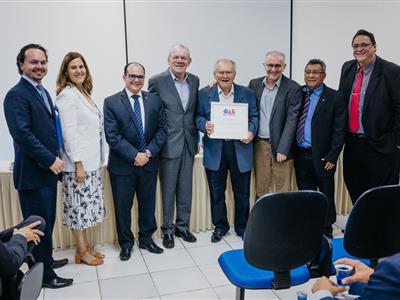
148 69 199 234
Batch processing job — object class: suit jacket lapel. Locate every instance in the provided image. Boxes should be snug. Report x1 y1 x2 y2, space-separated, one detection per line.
255 78 264 106
363 57 381 114
313 84 328 118
142 91 150 134
208 85 219 104
270 76 286 119
121 90 139 131
21 78 54 118
164 70 184 112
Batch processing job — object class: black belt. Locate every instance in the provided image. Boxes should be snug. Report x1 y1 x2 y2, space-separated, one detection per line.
296 146 312 152
348 132 366 139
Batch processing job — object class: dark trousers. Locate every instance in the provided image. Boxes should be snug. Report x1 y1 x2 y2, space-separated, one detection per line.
109 169 157 249
294 147 336 235
205 141 250 236
344 134 400 204
18 186 57 282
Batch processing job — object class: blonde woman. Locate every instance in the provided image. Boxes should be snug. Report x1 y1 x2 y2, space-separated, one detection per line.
56 52 105 266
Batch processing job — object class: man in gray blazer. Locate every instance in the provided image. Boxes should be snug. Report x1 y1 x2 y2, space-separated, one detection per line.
248 51 301 198
148 44 199 248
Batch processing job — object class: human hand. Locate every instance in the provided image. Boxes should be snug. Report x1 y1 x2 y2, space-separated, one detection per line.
49 157 64 174
13 220 44 245
322 158 335 170
134 152 149 166
311 276 347 295
335 258 374 284
276 153 287 162
75 161 86 183
205 121 214 135
241 131 254 144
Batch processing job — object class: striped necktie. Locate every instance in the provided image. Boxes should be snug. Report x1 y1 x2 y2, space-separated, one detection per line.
296 91 311 143
132 95 146 152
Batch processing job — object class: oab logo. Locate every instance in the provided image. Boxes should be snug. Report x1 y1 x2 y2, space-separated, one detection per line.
223 108 236 116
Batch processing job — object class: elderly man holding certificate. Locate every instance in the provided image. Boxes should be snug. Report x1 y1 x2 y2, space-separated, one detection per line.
196 59 259 243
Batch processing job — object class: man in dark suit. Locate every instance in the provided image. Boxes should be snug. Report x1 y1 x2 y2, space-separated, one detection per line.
148 44 199 249
196 59 259 243
104 62 167 260
248 51 301 197
3 44 72 288
339 29 400 204
311 254 400 299
294 59 347 238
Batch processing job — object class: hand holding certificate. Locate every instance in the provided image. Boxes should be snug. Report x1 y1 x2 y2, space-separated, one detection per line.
209 102 249 140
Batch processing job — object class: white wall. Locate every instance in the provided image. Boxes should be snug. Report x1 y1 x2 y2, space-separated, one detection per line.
292 0 400 88
0 1 126 160
2 0 400 160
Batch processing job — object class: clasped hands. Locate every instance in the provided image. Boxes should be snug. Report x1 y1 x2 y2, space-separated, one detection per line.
134 152 151 167
13 220 44 245
205 121 253 144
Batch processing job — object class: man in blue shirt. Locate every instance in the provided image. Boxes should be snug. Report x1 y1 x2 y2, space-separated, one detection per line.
293 59 347 238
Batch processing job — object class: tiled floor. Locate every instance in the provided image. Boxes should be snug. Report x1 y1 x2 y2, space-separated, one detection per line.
37 215 348 300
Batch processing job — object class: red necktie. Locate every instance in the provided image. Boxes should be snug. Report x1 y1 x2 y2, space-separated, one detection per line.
349 68 364 132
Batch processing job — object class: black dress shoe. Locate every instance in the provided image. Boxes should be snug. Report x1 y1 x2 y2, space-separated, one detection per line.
139 241 164 254
211 231 225 243
175 230 197 243
163 234 175 248
119 248 132 261
42 276 73 289
52 258 69 269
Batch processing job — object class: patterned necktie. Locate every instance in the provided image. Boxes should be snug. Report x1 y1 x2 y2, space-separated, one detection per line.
349 68 364 132
296 91 311 143
132 95 146 152
36 84 52 113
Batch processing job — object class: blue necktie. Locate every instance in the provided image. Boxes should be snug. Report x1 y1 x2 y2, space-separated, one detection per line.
132 95 146 152
36 84 52 113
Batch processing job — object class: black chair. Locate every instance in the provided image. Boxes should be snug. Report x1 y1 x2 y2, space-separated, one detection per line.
331 185 400 266
218 191 330 299
17 262 43 300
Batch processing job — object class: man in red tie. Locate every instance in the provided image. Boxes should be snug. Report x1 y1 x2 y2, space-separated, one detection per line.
339 29 400 204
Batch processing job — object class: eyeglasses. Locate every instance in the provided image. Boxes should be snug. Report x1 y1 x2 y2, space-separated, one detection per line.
304 70 325 75
352 42 372 49
263 63 283 69
126 74 145 80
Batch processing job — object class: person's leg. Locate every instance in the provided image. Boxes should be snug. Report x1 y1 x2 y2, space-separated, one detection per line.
272 158 294 192
109 173 136 250
136 169 158 245
294 148 318 191
18 185 57 282
175 143 195 232
317 175 336 237
254 139 273 197
159 157 180 235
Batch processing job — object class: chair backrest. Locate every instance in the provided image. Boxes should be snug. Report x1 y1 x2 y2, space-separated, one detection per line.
244 191 328 272
344 184 400 259
17 262 43 300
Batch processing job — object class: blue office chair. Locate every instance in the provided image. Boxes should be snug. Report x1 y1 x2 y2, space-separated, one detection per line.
331 185 400 268
218 191 329 300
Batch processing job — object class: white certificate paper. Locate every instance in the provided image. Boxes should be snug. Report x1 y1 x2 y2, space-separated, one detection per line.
210 102 248 140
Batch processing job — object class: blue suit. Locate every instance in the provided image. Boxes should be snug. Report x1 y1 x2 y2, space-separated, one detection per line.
4 77 60 282
196 84 258 235
104 90 166 248
320 253 400 300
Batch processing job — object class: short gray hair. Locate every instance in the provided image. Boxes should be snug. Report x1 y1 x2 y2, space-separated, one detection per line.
265 50 286 63
213 58 237 73
168 44 191 58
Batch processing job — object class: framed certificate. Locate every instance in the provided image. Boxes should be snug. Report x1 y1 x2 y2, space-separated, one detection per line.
210 102 248 140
